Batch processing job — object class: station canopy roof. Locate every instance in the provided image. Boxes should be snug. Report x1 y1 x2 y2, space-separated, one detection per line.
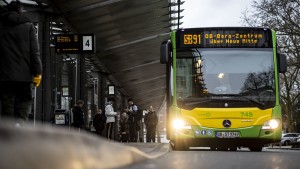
49 0 183 110
1 0 182 110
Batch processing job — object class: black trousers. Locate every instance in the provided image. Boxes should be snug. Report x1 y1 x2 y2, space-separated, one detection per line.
0 82 32 122
146 125 156 143
129 122 138 142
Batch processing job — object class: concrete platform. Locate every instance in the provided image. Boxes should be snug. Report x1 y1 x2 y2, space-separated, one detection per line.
0 120 165 169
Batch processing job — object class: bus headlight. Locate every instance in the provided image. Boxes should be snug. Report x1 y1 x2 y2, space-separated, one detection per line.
172 119 192 130
262 119 280 130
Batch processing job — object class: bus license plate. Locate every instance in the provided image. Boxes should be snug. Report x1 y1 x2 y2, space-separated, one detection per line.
216 132 240 138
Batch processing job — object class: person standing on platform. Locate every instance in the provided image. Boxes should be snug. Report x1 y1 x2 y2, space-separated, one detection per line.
0 1 42 124
105 97 117 140
126 98 138 142
93 109 106 137
144 106 158 143
119 110 129 142
72 100 85 130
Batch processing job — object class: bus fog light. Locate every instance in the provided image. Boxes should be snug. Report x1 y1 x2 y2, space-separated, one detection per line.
262 119 279 129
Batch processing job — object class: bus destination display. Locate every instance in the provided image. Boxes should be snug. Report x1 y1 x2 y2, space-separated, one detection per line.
178 28 272 48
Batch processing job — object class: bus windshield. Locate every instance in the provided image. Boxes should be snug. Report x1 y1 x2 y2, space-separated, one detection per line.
176 48 275 109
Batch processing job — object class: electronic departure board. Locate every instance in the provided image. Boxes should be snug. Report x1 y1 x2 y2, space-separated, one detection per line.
177 27 273 48
55 34 95 54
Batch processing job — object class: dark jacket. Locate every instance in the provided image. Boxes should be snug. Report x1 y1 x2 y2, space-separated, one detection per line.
0 11 42 82
93 113 106 132
144 111 158 127
72 106 84 127
120 112 129 133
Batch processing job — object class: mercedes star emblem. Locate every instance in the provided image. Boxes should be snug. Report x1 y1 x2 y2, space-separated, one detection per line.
223 119 231 128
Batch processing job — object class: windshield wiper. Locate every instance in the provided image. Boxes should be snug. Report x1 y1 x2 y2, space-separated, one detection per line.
238 95 266 110
206 93 266 110
183 100 213 106
177 98 213 106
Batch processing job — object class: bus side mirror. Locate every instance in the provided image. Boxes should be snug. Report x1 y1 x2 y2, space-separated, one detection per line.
278 53 287 73
160 40 171 64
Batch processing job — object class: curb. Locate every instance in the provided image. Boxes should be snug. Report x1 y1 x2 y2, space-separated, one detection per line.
267 147 300 151
124 143 170 157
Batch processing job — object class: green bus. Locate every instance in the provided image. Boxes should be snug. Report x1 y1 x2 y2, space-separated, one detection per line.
160 27 287 151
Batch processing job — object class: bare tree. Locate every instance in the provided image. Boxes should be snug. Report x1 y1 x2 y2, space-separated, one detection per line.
242 0 300 132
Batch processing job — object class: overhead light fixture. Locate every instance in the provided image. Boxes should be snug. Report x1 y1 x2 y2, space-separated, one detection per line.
218 73 225 79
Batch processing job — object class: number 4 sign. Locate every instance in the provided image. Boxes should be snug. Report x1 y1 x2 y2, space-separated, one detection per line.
82 34 95 53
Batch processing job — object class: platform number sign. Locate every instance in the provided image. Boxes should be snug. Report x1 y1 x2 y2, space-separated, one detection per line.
55 34 95 54
82 35 94 52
